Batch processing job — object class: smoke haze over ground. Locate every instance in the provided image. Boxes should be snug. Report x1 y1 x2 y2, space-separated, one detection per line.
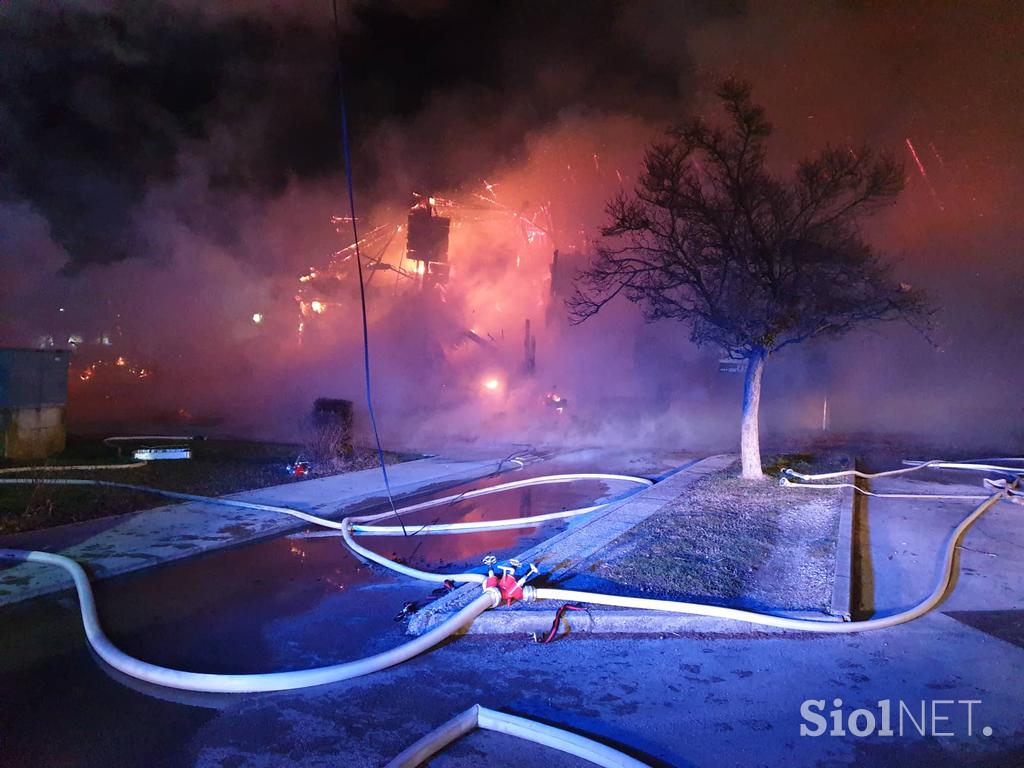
1 1 1021 452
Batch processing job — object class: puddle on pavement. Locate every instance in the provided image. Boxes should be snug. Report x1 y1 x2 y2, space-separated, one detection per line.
0 462 645 768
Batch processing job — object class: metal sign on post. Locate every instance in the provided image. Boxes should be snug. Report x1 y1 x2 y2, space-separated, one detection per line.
719 358 744 374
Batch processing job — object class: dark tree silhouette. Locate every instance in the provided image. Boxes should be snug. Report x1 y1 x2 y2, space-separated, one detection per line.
570 79 929 479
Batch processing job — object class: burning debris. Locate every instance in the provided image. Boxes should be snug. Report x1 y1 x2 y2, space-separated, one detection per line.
280 179 588 422
77 355 153 384
544 390 568 414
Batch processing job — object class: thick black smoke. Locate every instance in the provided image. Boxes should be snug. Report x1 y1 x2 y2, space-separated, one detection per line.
0 0 737 269
1 2 340 268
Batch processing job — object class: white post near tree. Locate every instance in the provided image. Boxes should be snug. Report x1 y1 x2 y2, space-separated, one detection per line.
570 79 930 480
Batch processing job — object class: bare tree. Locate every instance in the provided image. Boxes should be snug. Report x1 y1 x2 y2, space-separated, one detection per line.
570 79 929 479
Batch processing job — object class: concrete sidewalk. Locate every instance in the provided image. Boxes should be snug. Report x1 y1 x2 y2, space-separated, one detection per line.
0 455 507 605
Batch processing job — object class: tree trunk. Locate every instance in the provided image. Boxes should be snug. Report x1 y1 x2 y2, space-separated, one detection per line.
740 349 766 479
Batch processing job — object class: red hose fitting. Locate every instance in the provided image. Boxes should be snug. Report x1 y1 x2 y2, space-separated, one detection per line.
497 566 522 606
494 561 539 606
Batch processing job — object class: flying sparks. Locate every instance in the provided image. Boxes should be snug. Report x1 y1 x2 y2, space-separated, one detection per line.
904 138 944 211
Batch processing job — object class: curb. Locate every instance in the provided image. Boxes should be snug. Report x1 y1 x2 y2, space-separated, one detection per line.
829 482 855 621
434 605 846 637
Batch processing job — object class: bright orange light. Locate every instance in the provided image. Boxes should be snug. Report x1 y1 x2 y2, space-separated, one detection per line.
483 377 500 392
310 300 325 314
416 261 426 276
115 356 126 367
252 312 263 324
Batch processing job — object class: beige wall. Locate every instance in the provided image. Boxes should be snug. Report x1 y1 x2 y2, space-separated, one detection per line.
1 406 67 460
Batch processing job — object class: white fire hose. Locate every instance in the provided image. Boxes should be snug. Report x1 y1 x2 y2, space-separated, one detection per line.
513 461 1020 633
0 547 499 693
777 478 990 501
0 472 651 690
0 458 1017 696
523 481 997 634
385 704 649 768
783 459 1024 481
0 462 148 475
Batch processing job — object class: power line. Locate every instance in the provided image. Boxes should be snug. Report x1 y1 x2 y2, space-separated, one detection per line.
331 0 407 536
